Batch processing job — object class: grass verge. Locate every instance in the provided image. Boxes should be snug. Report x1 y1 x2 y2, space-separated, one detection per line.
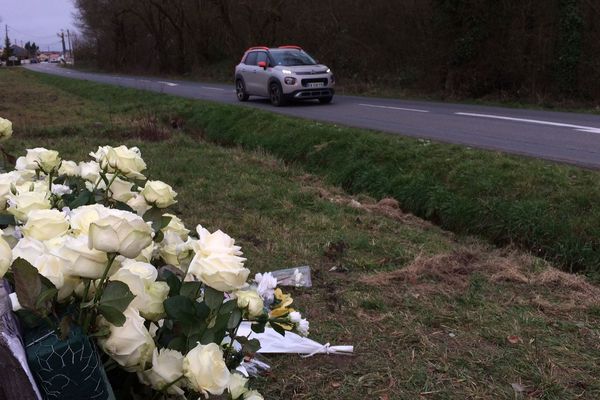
2 67 600 399
17 67 600 278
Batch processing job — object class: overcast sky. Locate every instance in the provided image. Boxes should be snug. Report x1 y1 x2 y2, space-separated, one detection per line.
0 0 77 51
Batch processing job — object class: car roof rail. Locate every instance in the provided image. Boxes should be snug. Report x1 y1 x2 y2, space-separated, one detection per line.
247 46 270 51
278 45 302 50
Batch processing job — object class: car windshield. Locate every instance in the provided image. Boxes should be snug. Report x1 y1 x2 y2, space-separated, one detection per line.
270 50 317 66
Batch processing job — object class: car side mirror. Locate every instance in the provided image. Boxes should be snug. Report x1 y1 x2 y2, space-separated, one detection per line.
257 61 267 69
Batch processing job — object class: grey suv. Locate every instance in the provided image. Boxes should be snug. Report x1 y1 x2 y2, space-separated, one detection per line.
234 45 335 106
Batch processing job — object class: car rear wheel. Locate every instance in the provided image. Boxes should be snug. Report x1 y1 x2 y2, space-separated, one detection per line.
236 79 249 101
319 96 333 104
269 82 286 107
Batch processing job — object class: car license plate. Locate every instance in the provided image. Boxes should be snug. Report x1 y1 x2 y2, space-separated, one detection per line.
307 82 324 88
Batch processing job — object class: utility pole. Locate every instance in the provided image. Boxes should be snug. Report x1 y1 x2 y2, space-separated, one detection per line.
58 30 66 61
67 29 74 64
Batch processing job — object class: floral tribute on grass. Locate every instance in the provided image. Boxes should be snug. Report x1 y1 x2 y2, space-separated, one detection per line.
0 118 311 400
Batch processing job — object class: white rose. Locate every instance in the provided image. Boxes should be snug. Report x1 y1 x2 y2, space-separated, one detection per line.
188 254 249 292
234 289 264 318
59 235 109 279
15 147 61 173
162 213 189 240
98 307 155 372
108 175 135 202
0 233 11 278
159 231 191 267
228 372 249 399
0 171 25 210
12 236 46 266
0 117 12 141
58 160 80 177
110 261 168 321
7 190 51 222
21 209 69 241
70 204 107 235
137 349 185 395
31 254 65 290
79 160 101 182
126 193 152 217
244 390 264 400
88 208 153 258
135 242 156 263
183 343 230 396
141 180 177 208
91 145 147 179
194 226 243 257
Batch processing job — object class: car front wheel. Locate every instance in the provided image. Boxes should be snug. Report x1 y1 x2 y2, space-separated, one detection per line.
236 79 249 101
269 82 286 107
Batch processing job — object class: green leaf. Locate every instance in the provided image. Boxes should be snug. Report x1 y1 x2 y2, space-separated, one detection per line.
251 322 266 334
167 336 187 352
270 322 287 336
160 215 172 230
200 329 215 344
69 189 92 208
180 281 202 300
0 214 16 226
219 299 237 315
36 288 58 309
164 271 182 296
97 306 126 326
193 302 211 320
164 295 197 324
153 230 164 243
99 281 135 312
227 308 242 330
242 338 261 354
12 258 43 310
113 200 134 212
15 309 45 328
98 281 135 326
204 287 223 310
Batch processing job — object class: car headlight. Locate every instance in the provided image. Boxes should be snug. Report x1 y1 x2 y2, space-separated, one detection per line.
284 77 297 85
326 68 331 73
282 69 293 75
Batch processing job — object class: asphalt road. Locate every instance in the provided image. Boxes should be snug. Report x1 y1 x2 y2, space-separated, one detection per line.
25 63 600 168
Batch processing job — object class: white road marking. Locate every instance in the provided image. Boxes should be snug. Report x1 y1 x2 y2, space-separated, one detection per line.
359 103 429 113
157 81 178 87
201 86 225 91
456 112 600 134
140 79 152 83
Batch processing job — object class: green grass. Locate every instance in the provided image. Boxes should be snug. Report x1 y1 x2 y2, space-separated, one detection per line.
2 67 600 400
16 68 600 279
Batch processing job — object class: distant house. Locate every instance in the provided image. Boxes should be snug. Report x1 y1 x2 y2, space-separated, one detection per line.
10 45 28 60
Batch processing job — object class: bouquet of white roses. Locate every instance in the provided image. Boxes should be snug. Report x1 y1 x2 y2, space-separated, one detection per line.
0 118 309 400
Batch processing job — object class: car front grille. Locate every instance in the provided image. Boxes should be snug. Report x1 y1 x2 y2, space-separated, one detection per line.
294 89 333 98
301 78 328 87
296 70 328 75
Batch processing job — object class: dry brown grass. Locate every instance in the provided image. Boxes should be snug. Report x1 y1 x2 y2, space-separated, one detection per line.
360 247 600 312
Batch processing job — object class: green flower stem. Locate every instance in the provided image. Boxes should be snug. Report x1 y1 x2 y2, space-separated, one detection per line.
103 173 119 202
47 171 53 193
81 253 117 334
151 375 185 400
93 253 118 304
78 279 92 325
